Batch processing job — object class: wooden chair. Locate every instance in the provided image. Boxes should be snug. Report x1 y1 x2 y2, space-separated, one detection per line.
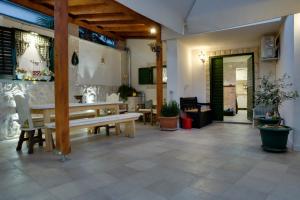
138 100 153 124
14 94 46 154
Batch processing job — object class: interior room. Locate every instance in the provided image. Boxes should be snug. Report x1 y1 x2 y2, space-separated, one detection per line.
223 55 252 123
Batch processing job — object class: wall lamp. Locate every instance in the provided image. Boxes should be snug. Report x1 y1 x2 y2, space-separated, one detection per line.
198 51 206 64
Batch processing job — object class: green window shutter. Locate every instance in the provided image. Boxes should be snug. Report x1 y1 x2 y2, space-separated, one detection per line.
211 57 224 121
0 27 15 79
247 56 254 120
139 67 153 84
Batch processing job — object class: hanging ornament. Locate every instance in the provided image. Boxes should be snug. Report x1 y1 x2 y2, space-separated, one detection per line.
71 51 79 65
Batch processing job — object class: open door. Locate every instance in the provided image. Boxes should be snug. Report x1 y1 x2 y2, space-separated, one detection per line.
247 56 254 120
211 57 224 121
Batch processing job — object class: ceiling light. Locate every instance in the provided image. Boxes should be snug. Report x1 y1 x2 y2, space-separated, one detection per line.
150 27 157 35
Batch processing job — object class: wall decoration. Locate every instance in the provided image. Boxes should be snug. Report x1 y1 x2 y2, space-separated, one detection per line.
14 30 53 81
15 31 29 57
71 51 79 65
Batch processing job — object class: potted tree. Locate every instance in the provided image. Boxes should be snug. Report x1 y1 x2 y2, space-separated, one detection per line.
255 74 299 152
159 100 180 131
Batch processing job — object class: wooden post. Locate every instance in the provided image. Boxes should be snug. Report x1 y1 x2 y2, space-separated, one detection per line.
156 25 163 117
54 0 70 155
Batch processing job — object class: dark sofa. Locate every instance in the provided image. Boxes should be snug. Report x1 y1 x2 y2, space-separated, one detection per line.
180 97 212 128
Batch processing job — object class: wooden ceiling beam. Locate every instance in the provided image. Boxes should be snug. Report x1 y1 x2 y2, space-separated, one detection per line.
74 13 125 20
100 24 146 28
103 0 159 28
124 36 156 39
88 20 142 25
33 0 106 7
101 27 149 32
69 3 123 15
10 0 123 40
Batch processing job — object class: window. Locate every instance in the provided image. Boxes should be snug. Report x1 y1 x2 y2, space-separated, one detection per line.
0 26 15 79
79 27 116 48
0 1 54 29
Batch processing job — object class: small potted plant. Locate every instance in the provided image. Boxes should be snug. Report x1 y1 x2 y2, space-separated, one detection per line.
41 68 53 81
15 67 27 80
117 84 137 101
255 74 299 152
159 100 180 131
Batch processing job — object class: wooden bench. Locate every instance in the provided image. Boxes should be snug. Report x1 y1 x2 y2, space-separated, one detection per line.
44 113 141 151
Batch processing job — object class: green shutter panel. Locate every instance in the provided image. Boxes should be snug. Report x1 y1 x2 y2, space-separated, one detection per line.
211 57 224 121
247 56 254 120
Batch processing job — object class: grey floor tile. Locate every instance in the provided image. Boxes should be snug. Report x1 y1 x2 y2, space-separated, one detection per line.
1 123 300 200
125 159 157 171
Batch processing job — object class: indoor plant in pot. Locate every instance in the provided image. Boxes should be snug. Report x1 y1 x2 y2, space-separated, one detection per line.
255 74 299 152
159 100 180 131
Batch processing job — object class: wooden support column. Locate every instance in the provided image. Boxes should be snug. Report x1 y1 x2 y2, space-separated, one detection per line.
156 25 163 117
54 0 70 155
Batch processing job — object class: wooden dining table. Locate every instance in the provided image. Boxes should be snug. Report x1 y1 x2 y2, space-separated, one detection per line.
30 102 125 151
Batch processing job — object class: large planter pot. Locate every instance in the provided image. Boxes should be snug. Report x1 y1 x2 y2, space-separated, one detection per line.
258 125 292 152
159 116 178 131
258 117 281 126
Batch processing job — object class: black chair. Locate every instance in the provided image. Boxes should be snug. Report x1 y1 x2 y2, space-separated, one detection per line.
180 97 212 128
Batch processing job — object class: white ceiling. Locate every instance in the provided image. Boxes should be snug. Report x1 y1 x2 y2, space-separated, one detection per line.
186 0 300 34
117 0 300 37
180 18 281 50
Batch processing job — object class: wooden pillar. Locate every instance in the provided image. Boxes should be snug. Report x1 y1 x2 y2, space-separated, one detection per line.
156 25 163 117
54 0 70 155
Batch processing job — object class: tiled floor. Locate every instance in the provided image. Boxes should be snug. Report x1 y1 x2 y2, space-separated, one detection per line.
224 110 251 124
1 123 300 200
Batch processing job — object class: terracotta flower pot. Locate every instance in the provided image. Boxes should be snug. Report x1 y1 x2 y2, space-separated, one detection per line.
159 116 178 131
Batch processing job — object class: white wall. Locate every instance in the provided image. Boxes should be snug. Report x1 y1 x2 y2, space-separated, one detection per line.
277 14 300 150
293 14 300 151
191 50 207 102
77 39 121 86
166 40 193 103
126 39 167 104
187 47 277 103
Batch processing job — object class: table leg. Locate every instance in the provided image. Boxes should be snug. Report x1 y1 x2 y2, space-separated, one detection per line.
115 123 121 135
43 110 53 152
124 121 135 138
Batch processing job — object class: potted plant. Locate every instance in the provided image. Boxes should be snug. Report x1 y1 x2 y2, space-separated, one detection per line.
159 100 180 131
255 74 299 152
41 68 54 81
15 67 27 80
117 84 137 101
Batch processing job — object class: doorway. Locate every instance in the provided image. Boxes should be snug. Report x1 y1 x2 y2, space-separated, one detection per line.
210 53 254 123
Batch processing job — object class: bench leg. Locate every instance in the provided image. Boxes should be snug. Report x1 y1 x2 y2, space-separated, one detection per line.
115 123 121 135
45 128 53 152
28 130 35 154
124 120 135 138
16 130 25 151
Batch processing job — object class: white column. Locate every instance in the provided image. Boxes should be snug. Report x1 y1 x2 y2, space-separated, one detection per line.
166 39 179 102
292 13 300 150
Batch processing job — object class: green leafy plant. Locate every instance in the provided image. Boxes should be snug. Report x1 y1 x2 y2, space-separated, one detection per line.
160 100 180 117
117 84 136 101
15 67 27 73
255 73 299 117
